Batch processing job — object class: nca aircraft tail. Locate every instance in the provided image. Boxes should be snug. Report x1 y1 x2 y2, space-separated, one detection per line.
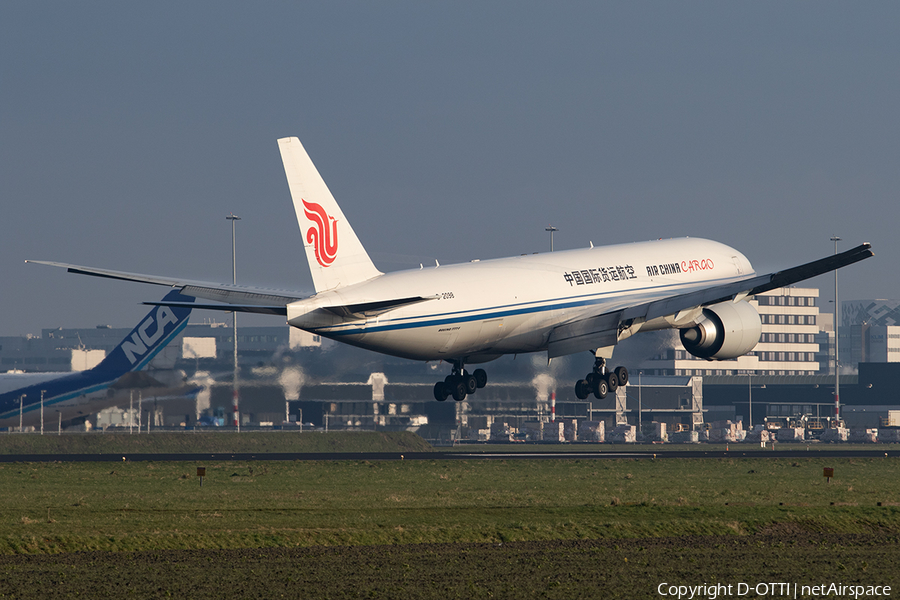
278 137 382 293
94 289 195 374
0 290 194 428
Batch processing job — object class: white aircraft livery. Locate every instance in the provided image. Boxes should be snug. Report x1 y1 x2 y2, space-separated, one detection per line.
30 137 873 402
0 291 195 428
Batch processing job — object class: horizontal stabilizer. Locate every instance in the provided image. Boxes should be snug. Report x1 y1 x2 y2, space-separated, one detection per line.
144 301 287 316
145 296 434 318
321 296 435 318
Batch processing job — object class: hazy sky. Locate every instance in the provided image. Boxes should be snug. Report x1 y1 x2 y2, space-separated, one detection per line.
2 2 897 336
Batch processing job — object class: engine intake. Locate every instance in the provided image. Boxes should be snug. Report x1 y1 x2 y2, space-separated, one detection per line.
679 300 761 360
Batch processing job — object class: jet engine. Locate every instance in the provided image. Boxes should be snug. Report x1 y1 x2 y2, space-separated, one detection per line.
679 300 762 360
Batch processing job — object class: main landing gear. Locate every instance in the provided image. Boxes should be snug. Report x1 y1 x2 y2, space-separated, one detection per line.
574 356 628 400
433 361 487 402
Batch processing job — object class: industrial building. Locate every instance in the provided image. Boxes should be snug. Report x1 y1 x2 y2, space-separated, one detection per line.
840 299 900 365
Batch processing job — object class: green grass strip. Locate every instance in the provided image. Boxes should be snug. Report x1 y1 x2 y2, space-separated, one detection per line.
1 457 899 554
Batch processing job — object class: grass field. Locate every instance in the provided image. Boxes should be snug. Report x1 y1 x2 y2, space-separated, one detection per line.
2 456 899 554
1 439 898 598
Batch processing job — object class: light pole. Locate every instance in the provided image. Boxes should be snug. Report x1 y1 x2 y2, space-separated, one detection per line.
40 390 45 435
227 213 242 432
545 225 558 252
830 235 841 423
747 373 752 430
18 394 24 432
638 371 643 438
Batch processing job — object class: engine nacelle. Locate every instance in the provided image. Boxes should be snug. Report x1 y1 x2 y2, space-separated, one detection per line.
679 300 761 360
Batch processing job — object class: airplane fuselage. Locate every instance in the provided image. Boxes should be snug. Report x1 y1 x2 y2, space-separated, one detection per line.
287 237 753 362
0 369 125 428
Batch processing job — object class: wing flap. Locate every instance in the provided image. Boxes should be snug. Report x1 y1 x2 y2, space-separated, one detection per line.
547 311 623 358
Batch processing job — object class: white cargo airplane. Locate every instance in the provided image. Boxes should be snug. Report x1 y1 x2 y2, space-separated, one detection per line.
30 137 873 402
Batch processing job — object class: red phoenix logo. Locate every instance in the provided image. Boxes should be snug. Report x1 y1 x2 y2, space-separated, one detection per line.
302 199 338 267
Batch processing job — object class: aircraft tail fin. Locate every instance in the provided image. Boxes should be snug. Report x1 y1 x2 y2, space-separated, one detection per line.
95 290 194 376
278 137 382 293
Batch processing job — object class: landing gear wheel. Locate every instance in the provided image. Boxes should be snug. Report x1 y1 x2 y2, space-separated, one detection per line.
606 372 618 392
593 378 609 399
585 372 597 385
435 361 485 402
463 373 478 395
575 379 591 400
473 368 487 389
614 366 629 386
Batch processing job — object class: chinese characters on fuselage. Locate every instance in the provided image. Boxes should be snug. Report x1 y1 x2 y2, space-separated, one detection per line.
563 265 637 286
563 258 714 287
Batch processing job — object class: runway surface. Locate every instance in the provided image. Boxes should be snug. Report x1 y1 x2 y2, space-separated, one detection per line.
1 448 898 462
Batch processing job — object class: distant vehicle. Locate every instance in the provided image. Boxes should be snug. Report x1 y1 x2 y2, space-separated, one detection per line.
0 291 195 429
197 406 227 427
31 137 873 403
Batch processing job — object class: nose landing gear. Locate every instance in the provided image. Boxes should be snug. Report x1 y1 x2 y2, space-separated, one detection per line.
433 361 487 402
575 356 628 400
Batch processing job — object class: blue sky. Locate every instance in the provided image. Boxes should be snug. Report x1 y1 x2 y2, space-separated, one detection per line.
2 2 896 335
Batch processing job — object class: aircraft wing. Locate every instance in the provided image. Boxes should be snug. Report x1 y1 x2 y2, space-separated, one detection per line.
547 242 874 358
28 260 432 318
26 260 305 308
